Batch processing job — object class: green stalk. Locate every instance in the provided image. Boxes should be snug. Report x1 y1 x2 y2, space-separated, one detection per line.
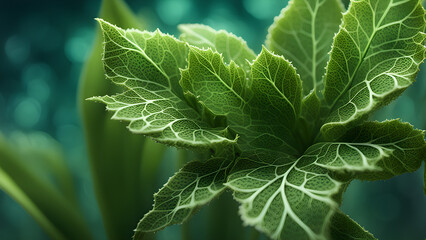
10 132 80 208
78 0 165 239
205 192 248 240
140 139 166 200
249 229 260 240
0 168 65 240
177 149 191 240
0 134 93 240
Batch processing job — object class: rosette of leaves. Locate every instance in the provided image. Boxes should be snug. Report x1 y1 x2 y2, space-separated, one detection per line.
89 0 426 239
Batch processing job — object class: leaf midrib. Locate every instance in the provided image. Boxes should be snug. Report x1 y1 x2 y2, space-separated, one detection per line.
259 56 298 118
326 1 394 115
103 24 174 93
192 49 248 105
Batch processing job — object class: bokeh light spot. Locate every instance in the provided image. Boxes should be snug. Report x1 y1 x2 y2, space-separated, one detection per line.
13 98 41 128
56 124 81 148
65 28 94 63
4 36 30 65
22 63 52 102
156 0 193 25
243 0 285 20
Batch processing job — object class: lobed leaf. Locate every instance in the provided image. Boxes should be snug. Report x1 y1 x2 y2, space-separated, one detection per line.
135 157 231 233
318 120 425 180
251 47 303 122
180 46 303 155
225 119 424 239
226 151 343 240
90 19 236 150
266 0 343 95
90 1 426 238
322 0 426 139
178 24 256 71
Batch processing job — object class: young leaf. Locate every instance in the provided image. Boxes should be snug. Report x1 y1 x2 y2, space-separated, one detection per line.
226 151 342 240
322 0 426 139
178 24 256 71
90 19 236 150
297 90 322 147
310 120 426 180
251 47 303 121
300 91 321 125
135 157 231 233
266 0 343 94
180 46 302 155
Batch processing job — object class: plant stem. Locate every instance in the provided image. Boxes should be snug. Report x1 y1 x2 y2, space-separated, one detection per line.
177 149 191 240
250 228 260 240
181 222 190 240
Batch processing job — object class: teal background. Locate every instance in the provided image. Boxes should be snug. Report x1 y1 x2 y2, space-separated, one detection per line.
0 0 425 239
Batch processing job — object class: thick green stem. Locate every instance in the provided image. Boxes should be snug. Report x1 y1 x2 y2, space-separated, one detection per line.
77 0 163 239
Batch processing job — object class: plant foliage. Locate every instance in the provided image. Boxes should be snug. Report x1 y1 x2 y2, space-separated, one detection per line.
90 0 426 239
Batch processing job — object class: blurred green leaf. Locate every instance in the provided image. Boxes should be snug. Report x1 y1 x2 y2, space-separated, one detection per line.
179 23 257 71
0 132 92 240
78 0 166 239
329 211 376 240
8 132 78 205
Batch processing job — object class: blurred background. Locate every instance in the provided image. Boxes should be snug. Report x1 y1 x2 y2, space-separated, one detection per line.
0 0 425 239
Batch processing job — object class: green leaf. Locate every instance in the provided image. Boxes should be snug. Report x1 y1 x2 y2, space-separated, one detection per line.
89 1 426 239
226 151 343 240
77 2 165 239
310 120 426 180
90 19 236 150
329 211 377 240
178 24 256 71
0 168 66 240
180 46 302 155
297 90 322 148
251 47 303 122
266 0 343 95
322 0 426 139
7 132 78 205
0 133 93 240
300 91 321 125
227 119 425 239
135 157 231 233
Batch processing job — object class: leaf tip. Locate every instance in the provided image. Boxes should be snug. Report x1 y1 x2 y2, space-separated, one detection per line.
86 96 100 102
